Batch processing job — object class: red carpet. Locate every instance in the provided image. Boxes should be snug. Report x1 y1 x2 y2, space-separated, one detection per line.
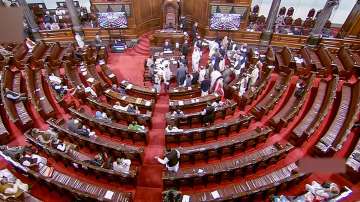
1 34 359 202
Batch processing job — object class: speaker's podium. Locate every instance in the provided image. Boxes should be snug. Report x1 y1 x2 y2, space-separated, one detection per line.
111 39 127 53
150 0 184 46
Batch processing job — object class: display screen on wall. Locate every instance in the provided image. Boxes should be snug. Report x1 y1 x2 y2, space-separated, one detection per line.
209 4 247 31
97 12 128 29
210 13 241 31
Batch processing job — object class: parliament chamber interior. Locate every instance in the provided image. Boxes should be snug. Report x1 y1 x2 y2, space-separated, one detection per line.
0 0 360 201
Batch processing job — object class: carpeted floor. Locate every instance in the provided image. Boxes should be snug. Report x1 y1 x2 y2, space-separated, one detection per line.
1 34 359 202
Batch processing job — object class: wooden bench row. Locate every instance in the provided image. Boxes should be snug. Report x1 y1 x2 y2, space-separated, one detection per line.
314 81 360 156
0 68 32 129
24 66 55 119
86 97 152 127
69 107 149 144
291 76 339 145
165 115 254 145
269 73 315 132
251 71 293 120
165 100 237 127
179 163 307 202
174 127 273 163
47 118 144 164
25 130 138 185
169 94 221 111
163 143 294 188
0 150 133 202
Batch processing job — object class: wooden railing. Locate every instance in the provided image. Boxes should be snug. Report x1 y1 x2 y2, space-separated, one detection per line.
38 28 360 51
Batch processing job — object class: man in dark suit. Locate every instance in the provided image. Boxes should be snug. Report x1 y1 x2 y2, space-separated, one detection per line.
181 41 189 57
176 64 187 86
163 41 173 52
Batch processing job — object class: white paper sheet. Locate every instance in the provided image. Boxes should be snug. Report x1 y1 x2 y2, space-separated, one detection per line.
182 195 190 202
104 190 114 200
211 190 220 199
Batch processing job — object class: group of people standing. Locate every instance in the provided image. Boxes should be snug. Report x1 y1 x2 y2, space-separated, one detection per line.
154 22 268 173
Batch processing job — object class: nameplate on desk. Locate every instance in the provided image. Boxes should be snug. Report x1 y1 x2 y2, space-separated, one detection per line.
173 89 179 92
108 73 115 78
145 101 151 106
99 60 105 65
164 51 173 54
187 87 192 90
105 89 110 93
121 80 127 84
178 101 184 106
121 96 127 100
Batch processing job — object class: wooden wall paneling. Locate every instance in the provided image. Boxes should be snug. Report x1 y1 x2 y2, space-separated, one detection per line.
133 0 161 35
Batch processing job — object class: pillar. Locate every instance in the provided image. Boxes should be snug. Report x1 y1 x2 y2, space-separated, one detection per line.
16 0 41 41
260 0 282 44
65 0 83 35
337 0 360 38
308 0 340 46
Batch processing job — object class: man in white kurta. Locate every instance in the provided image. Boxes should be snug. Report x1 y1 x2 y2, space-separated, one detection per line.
75 33 85 49
205 39 219 59
192 47 202 72
249 66 259 86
